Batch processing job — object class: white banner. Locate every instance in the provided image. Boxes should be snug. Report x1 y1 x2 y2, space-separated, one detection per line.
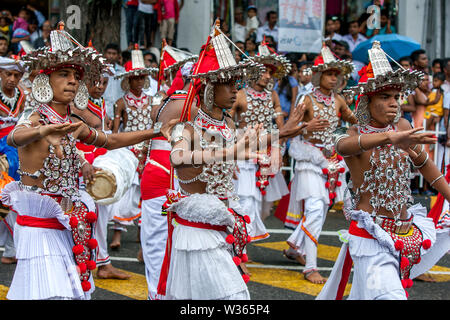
278 0 325 53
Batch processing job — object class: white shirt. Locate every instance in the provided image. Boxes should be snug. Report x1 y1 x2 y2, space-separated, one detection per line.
246 16 259 33
443 91 450 110
104 63 126 119
342 33 367 52
138 0 154 14
233 23 247 43
143 76 158 97
256 23 278 43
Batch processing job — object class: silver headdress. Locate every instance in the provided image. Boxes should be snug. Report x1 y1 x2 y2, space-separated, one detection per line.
245 40 292 79
114 46 158 80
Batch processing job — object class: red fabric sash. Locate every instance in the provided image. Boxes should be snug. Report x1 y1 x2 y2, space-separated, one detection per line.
16 215 66 230
157 212 227 296
87 99 106 120
348 220 374 240
0 125 14 139
428 166 450 226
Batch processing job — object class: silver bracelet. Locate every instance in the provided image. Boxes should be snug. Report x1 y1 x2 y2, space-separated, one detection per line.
9 126 22 148
358 134 367 152
413 152 429 169
430 174 444 187
99 131 108 148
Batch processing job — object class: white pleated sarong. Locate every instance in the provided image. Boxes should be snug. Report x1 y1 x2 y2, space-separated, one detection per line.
2 181 96 300
317 204 436 300
165 193 250 300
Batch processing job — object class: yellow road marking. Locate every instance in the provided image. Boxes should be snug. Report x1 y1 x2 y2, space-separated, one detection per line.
253 241 341 261
428 265 450 282
0 285 8 300
93 269 148 300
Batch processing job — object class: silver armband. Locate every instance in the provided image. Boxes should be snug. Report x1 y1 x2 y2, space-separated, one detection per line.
170 122 185 145
153 122 162 134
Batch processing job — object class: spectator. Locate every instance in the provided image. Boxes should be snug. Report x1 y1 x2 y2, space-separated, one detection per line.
331 16 342 35
296 60 313 99
331 40 347 58
156 0 180 46
366 9 396 37
26 5 46 27
274 57 299 118
424 72 445 133
245 5 259 41
10 10 30 54
263 35 277 51
0 36 8 57
399 56 413 70
0 13 12 42
244 37 257 57
325 17 343 41
412 73 431 129
124 0 139 49
232 6 246 43
143 51 158 69
28 16 40 44
33 20 51 48
256 10 278 45
411 49 429 73
235 40 245 54
219 18 231 39
431 58 443 75
442 58 450 93
136 0 157 49
103 43 126 119
342 20 367 53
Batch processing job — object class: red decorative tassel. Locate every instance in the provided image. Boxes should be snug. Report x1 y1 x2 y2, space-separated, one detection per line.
336 181 342 187
87 238 98 250
400 256 409 270
338 167 345 173
242 274 250 283
86 260 97 270
241 253 248 263
325 182 330 188
401 279 408 289
322 168 329 175
263 180 269 186
406 278 413 288
243 215 251 224
261 190 266 196
233 256 241 266
256 171 261 177
69 217 78 229
86 211 97 223
72 244 84 256
404 290 409 299
394 240 404 251
337 155 343 161
256 181 261 188
78 262 87 274
422 239 431 249
81 280 91 292
225 234 235 244
247 235 252 243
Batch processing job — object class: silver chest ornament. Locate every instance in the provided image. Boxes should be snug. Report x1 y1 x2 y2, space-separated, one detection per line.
242 87 277 131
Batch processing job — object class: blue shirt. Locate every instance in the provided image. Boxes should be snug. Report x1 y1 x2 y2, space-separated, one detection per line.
274 76 299 115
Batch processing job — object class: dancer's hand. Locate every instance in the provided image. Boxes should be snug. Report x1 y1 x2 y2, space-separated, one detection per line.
305 118 330 133
280 103 308 139
388 127 437 151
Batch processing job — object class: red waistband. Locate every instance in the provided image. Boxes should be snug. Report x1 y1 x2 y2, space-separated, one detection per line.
175 215 227 232
16 215 66 230
349 220 374 239
0 125 14 139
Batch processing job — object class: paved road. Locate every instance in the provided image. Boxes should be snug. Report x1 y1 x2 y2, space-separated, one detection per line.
0 196 449 302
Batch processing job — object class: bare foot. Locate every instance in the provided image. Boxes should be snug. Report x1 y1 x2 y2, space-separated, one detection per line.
97 264 131 280
282 249 306 265
1 256 17 264
239 262 252 277
137 248 143 263
110 230 121 250
304 270 327 284
295 255 306 266
415 273 436 282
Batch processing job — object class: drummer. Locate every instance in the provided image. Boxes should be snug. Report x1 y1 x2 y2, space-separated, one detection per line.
0 56 26 265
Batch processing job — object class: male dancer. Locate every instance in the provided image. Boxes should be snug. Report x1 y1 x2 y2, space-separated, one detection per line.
72 69 131 280
0 56 25 265
230 41 291 243
139 54 197 299
317 41 447 300
109 47 159 250
2 24 174 300
158 21 308 300
283 44 356 284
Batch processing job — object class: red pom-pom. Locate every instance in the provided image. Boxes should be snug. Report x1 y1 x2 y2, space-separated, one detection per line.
225 234 235 244
243 215 251 224
263 180 269 186
400 257 409 270
338 167 345 173
261 190 266 196
422 239 431 250
81 280 91 292
242 274 250 283
72 244 84 256
337 155 343 161
255 171 261 177
406 278 413 288
78 262 87 274
336 181 342 187
86 211 97 223
86 260 97 270
394 240 404 251
329 192 335 200
322 168 329 175
247 235 252 243
404 290 409 299
401 279 408 289
325 182 330 188
232 256 241 266
69 216 78 229
241 253 249 263
87 238 98 250
256 181 261 188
